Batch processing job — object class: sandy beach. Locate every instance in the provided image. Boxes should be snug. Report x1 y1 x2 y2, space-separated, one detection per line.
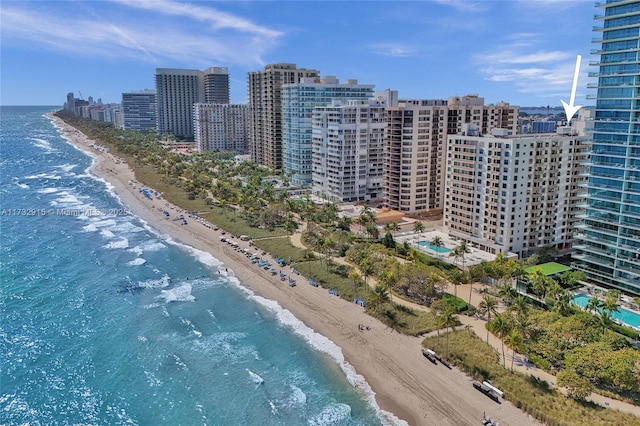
53 116 541 426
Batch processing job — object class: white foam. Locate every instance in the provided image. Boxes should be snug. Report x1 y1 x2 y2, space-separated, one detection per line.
100 230 115 239
139 222 223 270
54 163 77 173
247 294 408 426
103 237 129 250
246 368 264 385
25 173 61 180
138 275 171 289
159 284 195 303
107 221 143 234
31 137 56 153
139 240 166 252
82 224 98 233
287 385 307 408
127 258 146 266
308 403 351 426
15 182 29 189
91 219 117 228
37 188 59 194
128 246 144 256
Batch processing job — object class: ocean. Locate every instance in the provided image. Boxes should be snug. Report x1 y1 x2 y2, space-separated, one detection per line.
0 106 393 425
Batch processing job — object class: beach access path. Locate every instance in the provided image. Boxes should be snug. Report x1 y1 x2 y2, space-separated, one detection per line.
54 116 546 426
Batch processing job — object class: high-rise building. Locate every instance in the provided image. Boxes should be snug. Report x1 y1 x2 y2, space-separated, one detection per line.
572 0 640 296
155 68 204 140
194 103 248 153
385 95 517 216
203 67 230 104
122 89 157 132
247 63 320 170
312 97 388 203
282 76 374 185
65 92 75 111
444 128 588 257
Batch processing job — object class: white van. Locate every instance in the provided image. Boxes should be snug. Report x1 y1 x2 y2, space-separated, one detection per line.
240 235 250 241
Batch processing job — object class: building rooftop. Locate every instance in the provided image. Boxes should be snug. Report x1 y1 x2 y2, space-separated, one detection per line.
525 262 571 276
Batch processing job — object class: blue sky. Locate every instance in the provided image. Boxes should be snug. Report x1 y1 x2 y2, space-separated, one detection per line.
1 0 597 107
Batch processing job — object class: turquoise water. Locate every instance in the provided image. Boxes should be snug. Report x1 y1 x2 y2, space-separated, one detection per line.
417 241 451 254
0 106 392 425
572 294 640 329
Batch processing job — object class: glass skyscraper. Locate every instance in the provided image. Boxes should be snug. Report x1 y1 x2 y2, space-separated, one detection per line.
282 76 374 186
573 0 640 296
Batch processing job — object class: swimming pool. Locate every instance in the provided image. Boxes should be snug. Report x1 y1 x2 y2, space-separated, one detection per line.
417 241 451 254
572 294 640 329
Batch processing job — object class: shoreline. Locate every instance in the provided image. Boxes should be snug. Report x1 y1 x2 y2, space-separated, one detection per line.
50 114 541 426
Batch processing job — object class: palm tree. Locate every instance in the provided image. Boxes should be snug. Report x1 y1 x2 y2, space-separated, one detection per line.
371 284 390 312
529 268 552 301
413 221 425 240
430 236 443 258
478 295 499 343
436 308 458 360
510 295 529 321
378 271 398 302
490 314 512 368
599 309 614 335
457 240 471 271
388 221 400 236
585 296 602 314
449 246 462 267
349 268 361 298
360 259 372 293
553 289 574 316
497 281 515 306
504 329 523 371
602 291 620 316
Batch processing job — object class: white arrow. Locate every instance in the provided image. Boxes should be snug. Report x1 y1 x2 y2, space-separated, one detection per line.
561 55 583 123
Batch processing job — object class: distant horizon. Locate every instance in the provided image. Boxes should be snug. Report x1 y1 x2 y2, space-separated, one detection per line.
2 1 595 106
0 104 568 110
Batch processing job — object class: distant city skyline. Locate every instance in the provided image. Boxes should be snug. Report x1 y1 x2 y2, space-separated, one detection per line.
2 1 594 107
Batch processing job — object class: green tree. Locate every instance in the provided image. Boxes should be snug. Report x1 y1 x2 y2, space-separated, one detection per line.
349 268 361 298
504 329 523 371
557 370 594 401
585 296 602 314
370 284 391 312
478 295 499 343
436 308 458 360
360 259 373 293
456 240 471 270
413 220 425 240
490 314 512 367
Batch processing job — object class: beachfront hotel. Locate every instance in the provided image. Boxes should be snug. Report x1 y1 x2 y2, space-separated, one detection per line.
572 0 640 297
384 95 518 216
444 127 589 257
155 67 230 140
121 89 157 132
282 76 375 186
247 63 320 171
193 103 248 153
311 96 389 203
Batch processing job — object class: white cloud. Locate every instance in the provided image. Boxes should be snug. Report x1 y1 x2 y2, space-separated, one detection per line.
473 34 588 102
113 0 282 39
432 0 490 13
368 42 415 57
0 1 282 67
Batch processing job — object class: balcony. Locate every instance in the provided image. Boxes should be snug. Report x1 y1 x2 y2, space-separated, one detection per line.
573 252 614 267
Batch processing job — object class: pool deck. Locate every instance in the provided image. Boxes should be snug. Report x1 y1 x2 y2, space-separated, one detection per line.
573 289 640 332
396 229 498 267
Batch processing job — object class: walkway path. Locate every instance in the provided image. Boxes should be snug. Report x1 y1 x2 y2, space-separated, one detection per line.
288 229 640 417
